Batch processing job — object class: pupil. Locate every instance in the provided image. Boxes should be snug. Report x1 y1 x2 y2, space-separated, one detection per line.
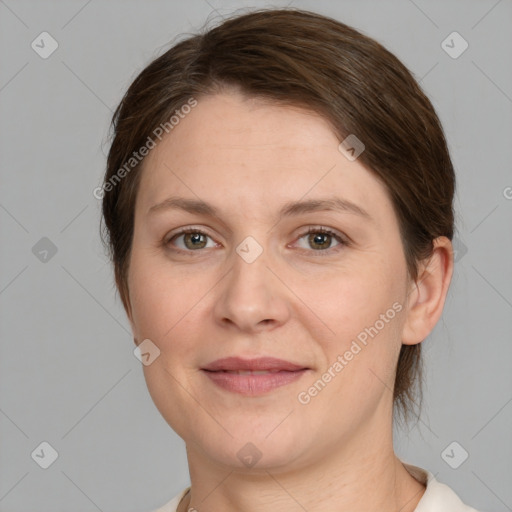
185 232 205 249
310 233 330 249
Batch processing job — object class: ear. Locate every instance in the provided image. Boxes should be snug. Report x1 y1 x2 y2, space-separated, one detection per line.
127 312 139 347
128 316 138 346
120 287 138 346
401 236 454 346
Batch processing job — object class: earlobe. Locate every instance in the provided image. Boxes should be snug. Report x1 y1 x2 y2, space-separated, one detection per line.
401 236 454 346
124 300 138 345
128 315 139 346
119 286 138 344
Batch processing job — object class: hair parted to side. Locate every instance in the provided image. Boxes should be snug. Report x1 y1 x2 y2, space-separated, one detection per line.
100 8 456 429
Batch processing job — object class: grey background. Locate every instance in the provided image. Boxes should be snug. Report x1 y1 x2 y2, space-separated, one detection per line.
1 0 511 511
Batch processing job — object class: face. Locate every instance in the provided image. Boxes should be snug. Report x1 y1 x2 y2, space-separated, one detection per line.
127 91 413 470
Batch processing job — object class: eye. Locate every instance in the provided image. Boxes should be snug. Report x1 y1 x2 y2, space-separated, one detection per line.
166 228 217 252
164 226 348 255
294 227 347 254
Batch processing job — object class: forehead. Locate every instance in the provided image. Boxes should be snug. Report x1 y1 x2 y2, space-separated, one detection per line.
136 92 394 224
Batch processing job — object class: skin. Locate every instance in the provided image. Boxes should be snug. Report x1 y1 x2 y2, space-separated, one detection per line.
126 90 453 512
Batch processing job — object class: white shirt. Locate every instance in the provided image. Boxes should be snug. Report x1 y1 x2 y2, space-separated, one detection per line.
152 460 481 512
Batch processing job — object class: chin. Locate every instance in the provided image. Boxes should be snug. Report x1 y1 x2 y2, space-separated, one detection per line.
189 422 309 472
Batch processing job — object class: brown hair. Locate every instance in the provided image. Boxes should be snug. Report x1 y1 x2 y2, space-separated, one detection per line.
100 8 455 428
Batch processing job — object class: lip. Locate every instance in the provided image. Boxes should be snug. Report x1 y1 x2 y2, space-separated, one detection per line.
201 357 310 395
202 356 307 372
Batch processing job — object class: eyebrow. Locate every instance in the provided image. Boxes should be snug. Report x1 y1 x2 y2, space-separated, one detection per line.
147 196 372 222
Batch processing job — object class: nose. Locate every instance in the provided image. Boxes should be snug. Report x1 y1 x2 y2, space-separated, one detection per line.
213 243 291 333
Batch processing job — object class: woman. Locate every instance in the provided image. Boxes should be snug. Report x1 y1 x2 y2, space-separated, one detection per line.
100 8 480 512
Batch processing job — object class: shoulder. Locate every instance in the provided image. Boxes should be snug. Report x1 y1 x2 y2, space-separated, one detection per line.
402 461 481 512
150 487 190 512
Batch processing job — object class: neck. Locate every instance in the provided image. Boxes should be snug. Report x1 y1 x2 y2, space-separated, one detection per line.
178 416 426 512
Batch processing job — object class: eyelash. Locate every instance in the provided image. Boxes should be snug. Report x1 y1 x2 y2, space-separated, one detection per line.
164 226 349 256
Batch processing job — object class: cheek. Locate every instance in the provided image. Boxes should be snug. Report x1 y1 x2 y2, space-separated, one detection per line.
300 262 404 382
301 263 394 335
127 250 215 370
128 251 187 341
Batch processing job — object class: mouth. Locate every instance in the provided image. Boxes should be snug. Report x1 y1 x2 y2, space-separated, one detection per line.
201 357 310 395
